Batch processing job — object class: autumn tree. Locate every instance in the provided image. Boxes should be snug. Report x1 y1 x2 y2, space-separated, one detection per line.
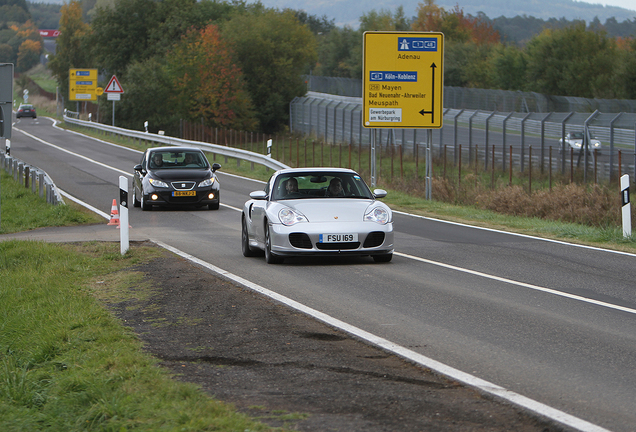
222 7 317 133
166 24 256 131
47 0 92 105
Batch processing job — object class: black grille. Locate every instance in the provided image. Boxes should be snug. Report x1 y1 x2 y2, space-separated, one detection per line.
171 181 196 190
316 242 360 250
363 232 385 248
289 233 312 249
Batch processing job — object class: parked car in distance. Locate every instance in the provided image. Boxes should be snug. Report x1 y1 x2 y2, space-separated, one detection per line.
559 131 601 154
133 147 221 211
242 168 394 264
16 104 36 119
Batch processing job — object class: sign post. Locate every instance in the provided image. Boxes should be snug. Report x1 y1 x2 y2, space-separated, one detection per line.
104 75 124 126
363 31 444 190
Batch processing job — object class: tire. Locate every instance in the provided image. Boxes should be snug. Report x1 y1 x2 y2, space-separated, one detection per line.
133 186 141 207
242 217 261 257
264 224 283 264
372 253 393 263
140 191 152 211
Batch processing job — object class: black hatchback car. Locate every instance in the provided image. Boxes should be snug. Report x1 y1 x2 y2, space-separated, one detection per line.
16 104 36 119
133 147 221 211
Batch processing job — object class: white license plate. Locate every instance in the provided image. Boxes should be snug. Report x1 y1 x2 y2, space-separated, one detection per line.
319 233 358 243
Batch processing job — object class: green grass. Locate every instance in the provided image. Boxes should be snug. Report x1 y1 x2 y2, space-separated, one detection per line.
0 171 103 234
0 241 275 432
0 173 281 431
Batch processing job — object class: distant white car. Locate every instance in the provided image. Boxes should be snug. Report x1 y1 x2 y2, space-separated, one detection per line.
559 131 601 154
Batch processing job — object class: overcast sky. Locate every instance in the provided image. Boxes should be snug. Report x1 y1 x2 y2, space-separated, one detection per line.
579 0 636 11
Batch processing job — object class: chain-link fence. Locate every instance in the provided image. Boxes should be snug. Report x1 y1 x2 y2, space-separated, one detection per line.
304 75 636 113
290 92 636 183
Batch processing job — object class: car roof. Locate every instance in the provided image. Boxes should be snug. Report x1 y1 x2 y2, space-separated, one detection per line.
147 146 203 153
274 167 358 176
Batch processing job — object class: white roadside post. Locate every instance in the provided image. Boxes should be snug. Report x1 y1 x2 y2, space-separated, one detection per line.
267 139 272 157
621 174 631 239
119 176 130 254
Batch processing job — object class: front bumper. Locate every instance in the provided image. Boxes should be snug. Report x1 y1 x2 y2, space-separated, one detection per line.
268 221 394 256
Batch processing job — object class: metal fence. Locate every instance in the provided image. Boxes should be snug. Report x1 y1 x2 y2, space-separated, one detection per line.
305 75 636 113
290 92 636 183
1 152 64 205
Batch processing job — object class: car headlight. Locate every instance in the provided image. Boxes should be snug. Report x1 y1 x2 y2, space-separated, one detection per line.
365 206 390 224
198 177 215 187
573 142 582 148
278 208 307 226
148 178 169 188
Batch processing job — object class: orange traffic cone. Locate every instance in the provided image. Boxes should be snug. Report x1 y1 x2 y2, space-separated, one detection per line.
107 199 120 226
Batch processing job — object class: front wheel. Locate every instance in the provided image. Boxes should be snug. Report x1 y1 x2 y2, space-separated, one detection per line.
242 217 261 257
264 225 284 264
140 191 152 211
133 186 141 207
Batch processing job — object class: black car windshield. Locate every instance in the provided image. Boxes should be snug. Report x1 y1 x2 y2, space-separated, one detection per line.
272 172 374 200
570 132 584 139
148 151 209 169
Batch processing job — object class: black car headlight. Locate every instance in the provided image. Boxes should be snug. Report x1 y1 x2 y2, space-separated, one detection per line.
198 177 215 187
149 178 169 188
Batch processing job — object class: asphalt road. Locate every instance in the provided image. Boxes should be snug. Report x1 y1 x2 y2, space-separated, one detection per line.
8 116 636 432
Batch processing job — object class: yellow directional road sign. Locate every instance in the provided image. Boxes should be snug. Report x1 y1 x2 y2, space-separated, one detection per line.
69 68 98 101
363 32 444 129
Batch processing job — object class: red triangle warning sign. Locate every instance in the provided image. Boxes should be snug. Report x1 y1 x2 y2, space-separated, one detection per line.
104 75 124 93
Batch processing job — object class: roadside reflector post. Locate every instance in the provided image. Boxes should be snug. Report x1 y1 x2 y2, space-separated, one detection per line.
267 139 272 157
621 174 631 239
119 176 130 254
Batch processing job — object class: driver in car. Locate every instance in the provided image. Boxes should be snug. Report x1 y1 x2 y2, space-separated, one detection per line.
285 177 298 195
152 153 164 168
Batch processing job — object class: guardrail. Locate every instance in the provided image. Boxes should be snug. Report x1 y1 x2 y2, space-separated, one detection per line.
1 152 64 205
63 111 290 172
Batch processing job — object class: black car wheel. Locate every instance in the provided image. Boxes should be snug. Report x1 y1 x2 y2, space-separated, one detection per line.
264 224 283 264
133 186 141 207
242 217 261 257
140 190 152 211
208 192 220 210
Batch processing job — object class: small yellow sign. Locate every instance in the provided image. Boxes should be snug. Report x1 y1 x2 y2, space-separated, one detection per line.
96 87 104 96
363 32 444 129
69 68 98 101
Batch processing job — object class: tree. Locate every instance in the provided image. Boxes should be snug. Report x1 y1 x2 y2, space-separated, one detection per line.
359 7 410 32
17 38 41 71
166 24 256 131
524 23 620 98
47 0 92 105
222 8 317 133
314 25 362 79
89 0 160 77
109 57 179 134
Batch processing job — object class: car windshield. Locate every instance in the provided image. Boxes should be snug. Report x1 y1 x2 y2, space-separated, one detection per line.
570 132 584 139
20 105 33 109
271 172 374 200
148 151 208 169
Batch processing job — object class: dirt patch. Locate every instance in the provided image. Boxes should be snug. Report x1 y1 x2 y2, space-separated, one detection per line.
109 243 560 431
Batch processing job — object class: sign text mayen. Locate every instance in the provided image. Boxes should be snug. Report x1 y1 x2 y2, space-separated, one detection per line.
363 32 444 129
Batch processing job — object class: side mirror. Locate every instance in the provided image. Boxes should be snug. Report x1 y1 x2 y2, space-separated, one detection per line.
249 190 267 200
134 164 144 173
373 189 387 199
212 162 221 172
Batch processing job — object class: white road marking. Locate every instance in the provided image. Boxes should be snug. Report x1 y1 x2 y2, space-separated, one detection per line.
396 251 636 316
22 123 617 431
154 239 611 432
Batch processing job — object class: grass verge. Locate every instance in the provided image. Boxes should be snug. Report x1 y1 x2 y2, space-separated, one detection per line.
0 240 275 432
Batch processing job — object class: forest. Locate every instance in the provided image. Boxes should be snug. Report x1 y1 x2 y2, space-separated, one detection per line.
2 0 636 135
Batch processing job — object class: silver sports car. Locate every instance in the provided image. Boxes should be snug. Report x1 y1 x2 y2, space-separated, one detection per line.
242 168 394 264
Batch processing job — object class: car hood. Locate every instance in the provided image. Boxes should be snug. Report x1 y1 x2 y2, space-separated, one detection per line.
151 169 212 181
281 199 386 223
